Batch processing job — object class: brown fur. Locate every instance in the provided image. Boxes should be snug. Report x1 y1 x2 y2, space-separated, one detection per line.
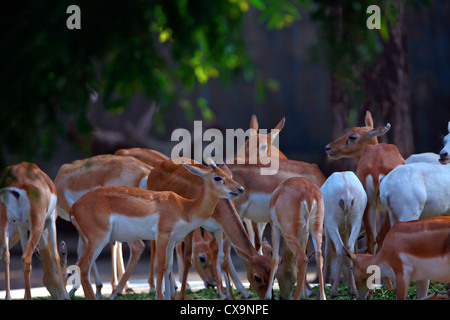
0 162 67 300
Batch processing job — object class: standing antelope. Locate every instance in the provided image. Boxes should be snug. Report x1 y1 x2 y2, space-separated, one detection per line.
116 149 223 297
70 158 244 300
344 216 450 300
54 154 152 297
439 121 450 164
325 111 405 253
114 147 169 292
146 158 272 299
379 121 450 232
0 162 68 300
237 115 287 252
321 171 367 297
265 177 326 300
379 162 450 226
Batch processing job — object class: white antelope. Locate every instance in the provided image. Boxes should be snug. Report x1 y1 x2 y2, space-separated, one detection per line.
70 158 244 300
379 120 450 230
344 216 450 300
439 121 450 164
321 171 367 297
0 162 68 300
325 111 405 253
379 162 450 226
54 154 152 297
405 121 450 165
266 177 326 300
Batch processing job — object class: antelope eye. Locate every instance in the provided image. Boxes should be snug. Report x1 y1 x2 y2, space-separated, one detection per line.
214 176 224 182
254 274 262 283
348 135 358 140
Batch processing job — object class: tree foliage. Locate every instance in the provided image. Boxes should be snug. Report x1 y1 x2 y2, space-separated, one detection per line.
1 0 415 168
0 0 306 168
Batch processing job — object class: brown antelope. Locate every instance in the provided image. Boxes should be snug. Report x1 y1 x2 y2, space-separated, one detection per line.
70 158 245 300
115 147 169 166
0 162 68 300
266 177 326 300
192 228 219 290
325 111 405 253
114 147 169 291
236 114 287 161
227 157 326 298
54 154 152 297
236 115 287 252
115 149 220 296
344 216 450 300
146 158 272 299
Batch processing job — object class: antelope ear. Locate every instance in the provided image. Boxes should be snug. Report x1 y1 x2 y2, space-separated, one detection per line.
182 163 207 177
274 117 285 131
368 123 391 138
268 117 285 142
365 111 374 128
250 114 259 132
235 246 251 265
261 238 273 258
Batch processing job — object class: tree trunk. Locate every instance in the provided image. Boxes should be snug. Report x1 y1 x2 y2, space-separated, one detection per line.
362 1 414 158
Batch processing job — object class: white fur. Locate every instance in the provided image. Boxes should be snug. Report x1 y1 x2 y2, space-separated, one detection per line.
110 214 160 242
1 188 31 226
399 253 450 283
439 122 450 164
405 152 442 164
380 163 450 225
321 172 367 296
242 192 272 223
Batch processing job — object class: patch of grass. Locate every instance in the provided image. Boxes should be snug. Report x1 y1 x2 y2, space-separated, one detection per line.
34 281 448 300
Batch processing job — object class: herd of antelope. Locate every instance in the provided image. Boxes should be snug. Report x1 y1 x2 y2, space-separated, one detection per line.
0 111 449 300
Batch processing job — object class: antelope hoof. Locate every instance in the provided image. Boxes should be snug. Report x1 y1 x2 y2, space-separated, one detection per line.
95 285 104 300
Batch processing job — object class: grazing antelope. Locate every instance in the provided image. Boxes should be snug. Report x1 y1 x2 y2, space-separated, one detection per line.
265 177 326 300
147 158 272 299
70 158 245 300
230 158 326 244
54 154 152 297
321 171 367 297
344 216 450 300
192 228 219 290
325 111 405 253
228 158 326 297
439 121 450 164
0 162 68 300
